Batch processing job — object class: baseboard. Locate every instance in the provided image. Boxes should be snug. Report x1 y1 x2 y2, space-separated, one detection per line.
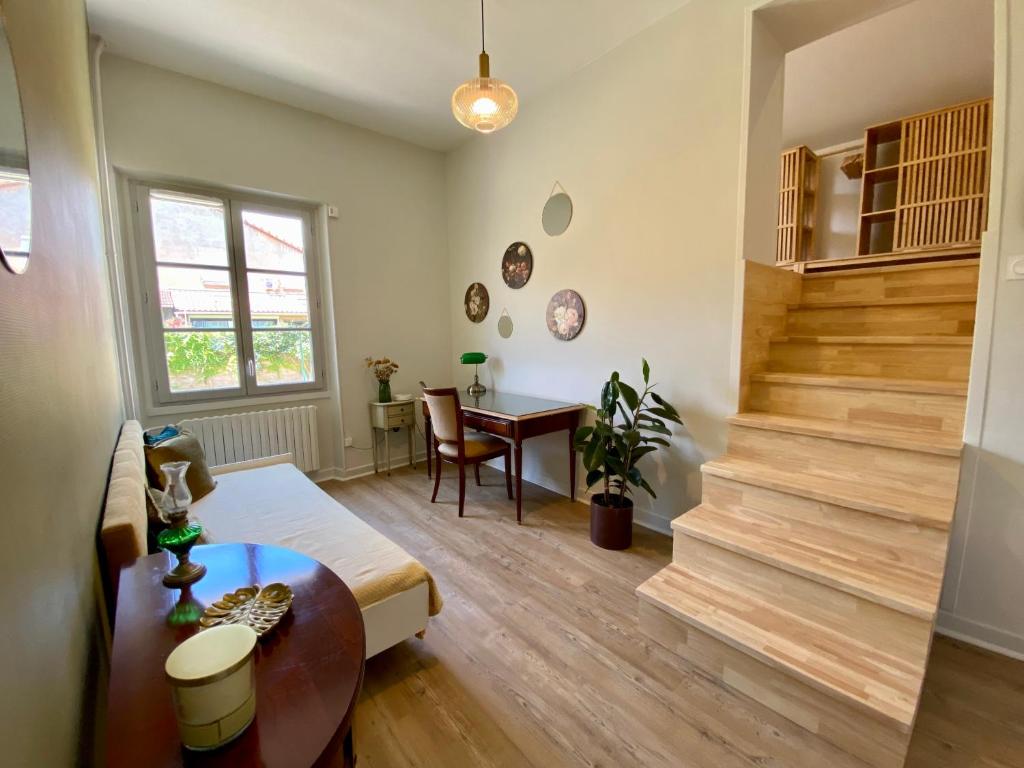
936 610 1024 661
336 451 429 482
309 467 343 483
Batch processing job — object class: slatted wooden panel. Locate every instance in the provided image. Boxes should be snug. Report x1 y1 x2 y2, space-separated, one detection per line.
180 405 320 472
894 99 991 252
776 146 819 265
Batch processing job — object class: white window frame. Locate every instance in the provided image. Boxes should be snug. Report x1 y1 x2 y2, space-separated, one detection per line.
128 179 327 406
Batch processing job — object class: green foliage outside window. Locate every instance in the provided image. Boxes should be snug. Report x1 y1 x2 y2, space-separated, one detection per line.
165 331 312 385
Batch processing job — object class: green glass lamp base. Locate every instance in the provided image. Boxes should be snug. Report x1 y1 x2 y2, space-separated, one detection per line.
158 522 206 588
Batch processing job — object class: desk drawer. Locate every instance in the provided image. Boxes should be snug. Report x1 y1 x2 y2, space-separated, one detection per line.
465 414 513 438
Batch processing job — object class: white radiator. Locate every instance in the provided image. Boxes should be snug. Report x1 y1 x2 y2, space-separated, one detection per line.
180 405 320 473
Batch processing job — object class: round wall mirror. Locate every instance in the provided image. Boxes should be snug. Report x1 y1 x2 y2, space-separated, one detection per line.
0 20 31 275
542 191 573 237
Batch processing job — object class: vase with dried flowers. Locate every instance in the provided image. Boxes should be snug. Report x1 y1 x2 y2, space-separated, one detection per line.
366 357 399 403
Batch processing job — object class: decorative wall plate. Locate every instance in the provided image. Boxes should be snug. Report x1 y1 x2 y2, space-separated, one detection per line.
199 583 293 637
501 242 533 289
464 282 490 323
546 289 586 341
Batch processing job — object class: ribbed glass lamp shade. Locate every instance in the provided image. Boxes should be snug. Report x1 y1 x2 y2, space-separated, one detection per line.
452 53 518 133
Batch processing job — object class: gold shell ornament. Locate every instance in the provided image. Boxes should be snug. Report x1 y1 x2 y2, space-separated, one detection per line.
199 583 293 636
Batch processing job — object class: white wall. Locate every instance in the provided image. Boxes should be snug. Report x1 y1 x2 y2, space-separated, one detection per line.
783 0 993 263
939 0 1024 658
0 1 124 764
99 55 452 477
445 0 750 531
783 0 994 150
812 154 860 261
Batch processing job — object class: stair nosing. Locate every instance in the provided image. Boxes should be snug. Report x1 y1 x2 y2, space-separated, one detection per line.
772 334 973 346
637 564 920 731
749 372 968 396
727 412 963 457
672 505 939 620
700 458 953 530
788 295 977 309
800 258 980 279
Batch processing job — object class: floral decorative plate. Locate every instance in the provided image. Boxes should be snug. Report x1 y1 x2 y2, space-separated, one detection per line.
546 289 586 341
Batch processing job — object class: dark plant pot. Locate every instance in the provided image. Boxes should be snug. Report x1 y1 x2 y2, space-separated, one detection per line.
590 494 634 550
378 380 392 403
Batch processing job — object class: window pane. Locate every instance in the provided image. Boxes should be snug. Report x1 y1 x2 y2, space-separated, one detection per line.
163 331 240 392
247 272 310 328
253 330 314 386
158 266 234 329
242 210 306 272
0 170 31 266
150 190 229 266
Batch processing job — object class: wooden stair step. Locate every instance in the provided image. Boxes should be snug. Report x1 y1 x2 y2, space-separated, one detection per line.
785 300 976 337
774 335 973 345
728 412 963 456
674 504 945 619
749 372 967 396
636 563 924 731
701 456 955 529
767 337 972 381
790 295 977 309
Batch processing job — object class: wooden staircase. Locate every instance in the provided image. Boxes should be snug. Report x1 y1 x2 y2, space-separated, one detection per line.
637 259 978 768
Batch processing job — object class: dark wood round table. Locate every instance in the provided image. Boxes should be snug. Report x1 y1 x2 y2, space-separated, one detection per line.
105 543 365 767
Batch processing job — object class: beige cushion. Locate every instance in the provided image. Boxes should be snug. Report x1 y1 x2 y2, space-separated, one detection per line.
145 429 217 502
101 421 148 597
438 433 507 459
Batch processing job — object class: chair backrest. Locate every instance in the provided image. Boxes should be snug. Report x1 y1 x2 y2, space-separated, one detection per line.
423 387 463 444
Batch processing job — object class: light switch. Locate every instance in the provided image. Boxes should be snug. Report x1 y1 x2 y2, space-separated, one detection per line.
327 205 340 219
1009 255 1024 280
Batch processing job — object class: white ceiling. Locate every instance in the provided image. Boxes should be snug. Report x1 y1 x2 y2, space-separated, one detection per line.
86 0 692 152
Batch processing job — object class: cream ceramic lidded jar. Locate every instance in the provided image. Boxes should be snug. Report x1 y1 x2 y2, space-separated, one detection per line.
165 624 258 750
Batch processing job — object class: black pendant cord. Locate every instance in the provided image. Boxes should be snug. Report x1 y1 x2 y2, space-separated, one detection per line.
480 0 486 53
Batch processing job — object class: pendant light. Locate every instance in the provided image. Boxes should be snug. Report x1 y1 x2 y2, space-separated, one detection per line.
451 0 518 134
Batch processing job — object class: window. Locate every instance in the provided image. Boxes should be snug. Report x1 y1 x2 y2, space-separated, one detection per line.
0 167 31 273
130 182 325 404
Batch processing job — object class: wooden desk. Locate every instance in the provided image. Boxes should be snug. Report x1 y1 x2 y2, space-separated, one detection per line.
421 392 586 523
106 543 365 768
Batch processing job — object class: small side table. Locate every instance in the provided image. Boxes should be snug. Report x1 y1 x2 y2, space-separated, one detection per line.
369 399 416 475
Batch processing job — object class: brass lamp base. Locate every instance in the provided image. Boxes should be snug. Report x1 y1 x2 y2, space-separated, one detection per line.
163 555 207 588
467 371 486 397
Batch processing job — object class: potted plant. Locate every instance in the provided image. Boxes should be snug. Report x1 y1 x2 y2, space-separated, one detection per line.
574 360 683 550
366 357 399 403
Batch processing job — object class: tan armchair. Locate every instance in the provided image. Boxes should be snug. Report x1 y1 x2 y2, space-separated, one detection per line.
422 387 513 516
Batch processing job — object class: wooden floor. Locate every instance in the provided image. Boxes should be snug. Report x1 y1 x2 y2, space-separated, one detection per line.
322 468 1024 768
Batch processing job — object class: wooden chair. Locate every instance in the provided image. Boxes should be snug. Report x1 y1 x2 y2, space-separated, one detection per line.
422 387 513 516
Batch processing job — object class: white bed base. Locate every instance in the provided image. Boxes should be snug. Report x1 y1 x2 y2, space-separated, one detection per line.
211 452 429 657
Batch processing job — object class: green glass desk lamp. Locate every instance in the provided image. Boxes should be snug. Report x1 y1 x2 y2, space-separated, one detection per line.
460 352 488 396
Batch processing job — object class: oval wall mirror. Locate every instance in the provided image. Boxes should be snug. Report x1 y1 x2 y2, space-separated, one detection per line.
497 309 514 339
0 20 30 275
542 191 573 237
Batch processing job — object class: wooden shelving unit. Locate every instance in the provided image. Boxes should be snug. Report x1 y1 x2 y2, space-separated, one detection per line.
775 145 819 266
857 98 992 257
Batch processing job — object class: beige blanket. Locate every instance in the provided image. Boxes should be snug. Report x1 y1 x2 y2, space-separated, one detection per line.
191 462 442 615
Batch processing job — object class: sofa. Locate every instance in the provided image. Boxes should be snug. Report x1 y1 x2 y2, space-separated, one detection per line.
100 421 442 657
